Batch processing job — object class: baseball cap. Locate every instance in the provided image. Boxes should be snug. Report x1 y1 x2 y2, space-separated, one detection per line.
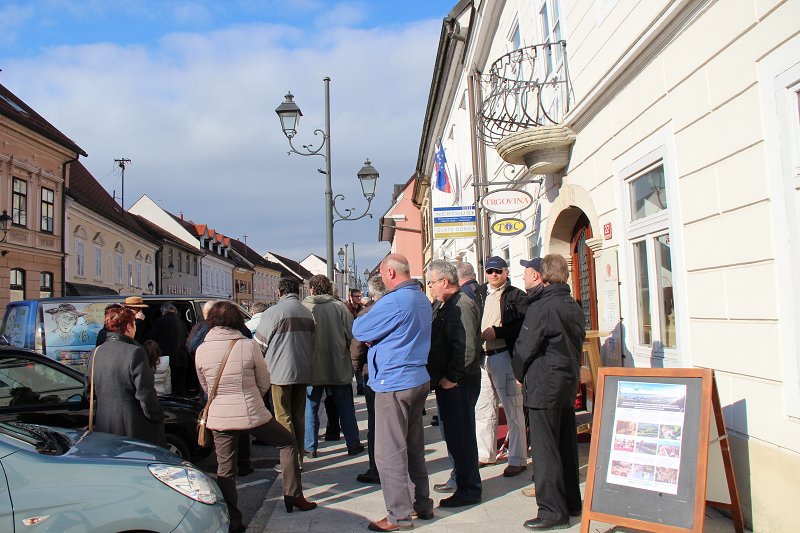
485 256 508 270
519 258 543 272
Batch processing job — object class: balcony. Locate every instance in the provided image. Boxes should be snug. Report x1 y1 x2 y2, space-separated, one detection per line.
477 41 576 175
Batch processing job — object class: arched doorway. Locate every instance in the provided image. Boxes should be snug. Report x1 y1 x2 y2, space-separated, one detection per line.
570 213 598 331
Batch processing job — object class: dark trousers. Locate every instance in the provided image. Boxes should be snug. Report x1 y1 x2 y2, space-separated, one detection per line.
528 407 582 522
364 376 378 474
237 431 251 471
324 389 340 437
213 419 302 531
375 382 432 525
436 381 482 500
171 366 187 396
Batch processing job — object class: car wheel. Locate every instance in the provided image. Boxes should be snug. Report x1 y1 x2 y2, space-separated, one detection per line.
166 433 190 460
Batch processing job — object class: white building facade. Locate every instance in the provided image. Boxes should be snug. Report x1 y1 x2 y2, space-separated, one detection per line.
416 1 800 530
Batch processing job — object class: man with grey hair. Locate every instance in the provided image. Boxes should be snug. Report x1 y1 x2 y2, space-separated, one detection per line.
513 254 585 530
454 261 479 301
353 254 434 531
351 274 387 484
426 259 482 507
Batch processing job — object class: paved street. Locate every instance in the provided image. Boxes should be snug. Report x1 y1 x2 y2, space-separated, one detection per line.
226 389 745 533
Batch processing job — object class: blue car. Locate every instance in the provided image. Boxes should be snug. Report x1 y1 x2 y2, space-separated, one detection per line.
0 421 228 532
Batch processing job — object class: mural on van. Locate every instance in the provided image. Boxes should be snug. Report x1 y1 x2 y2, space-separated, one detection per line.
42 302 107 371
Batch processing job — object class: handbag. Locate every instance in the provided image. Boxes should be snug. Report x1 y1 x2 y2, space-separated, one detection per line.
197 340 237 447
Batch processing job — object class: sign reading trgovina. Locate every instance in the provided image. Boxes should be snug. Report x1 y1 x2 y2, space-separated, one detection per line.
433 206 477 240
481 189 534 214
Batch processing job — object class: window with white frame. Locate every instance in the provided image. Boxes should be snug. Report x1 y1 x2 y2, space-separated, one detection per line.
40 272 53 298
10 268 25 302
626 162 676 352
116 254 123 284
74 240 85 278
136 259 142 288
40 187 54 233
94 247 102 280
536 0 563 76
12 177 27 227
127 262 133 287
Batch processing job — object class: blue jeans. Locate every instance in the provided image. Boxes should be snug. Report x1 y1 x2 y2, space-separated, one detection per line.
304 384 360 451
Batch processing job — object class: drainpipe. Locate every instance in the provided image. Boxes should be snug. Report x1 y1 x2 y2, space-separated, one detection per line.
60 156 80 296
467 70 489 284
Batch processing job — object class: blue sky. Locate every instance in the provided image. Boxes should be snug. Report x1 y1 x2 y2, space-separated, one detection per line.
0 0 456 275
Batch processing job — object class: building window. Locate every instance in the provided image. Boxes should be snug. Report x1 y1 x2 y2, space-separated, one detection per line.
10 269 25 302
127 262 133 287
168 249 174 270
75 240 85 278
40 187 54 233
177 252 182 273
12 177 27 227
94 247 102 280
136 259 142 288
40 271 53 298
626 162 676 351
194 257 198 276
116 254 123 284
537 0 563 75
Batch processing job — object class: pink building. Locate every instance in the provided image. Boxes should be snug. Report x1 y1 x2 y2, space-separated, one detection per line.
378 176 423 279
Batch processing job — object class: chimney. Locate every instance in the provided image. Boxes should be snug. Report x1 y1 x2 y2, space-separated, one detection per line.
179 212 184 220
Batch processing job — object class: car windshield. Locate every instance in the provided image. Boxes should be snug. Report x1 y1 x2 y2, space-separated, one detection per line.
0 421 70 455
0 356 84 407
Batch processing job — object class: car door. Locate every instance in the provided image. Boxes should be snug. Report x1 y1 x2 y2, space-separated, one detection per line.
0 353 88 430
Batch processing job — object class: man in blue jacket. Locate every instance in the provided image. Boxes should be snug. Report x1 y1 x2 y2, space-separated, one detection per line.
353 254 433 532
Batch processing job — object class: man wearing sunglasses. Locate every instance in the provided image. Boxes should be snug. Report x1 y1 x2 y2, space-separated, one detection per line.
473 256 529 478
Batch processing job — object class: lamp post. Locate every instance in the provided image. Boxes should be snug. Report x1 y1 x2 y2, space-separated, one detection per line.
276 77 379 280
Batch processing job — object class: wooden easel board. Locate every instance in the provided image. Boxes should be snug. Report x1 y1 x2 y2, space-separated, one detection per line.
581 367 743 533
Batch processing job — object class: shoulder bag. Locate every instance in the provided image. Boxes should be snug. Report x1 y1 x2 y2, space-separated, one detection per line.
87 347 99 432
197 340 238 447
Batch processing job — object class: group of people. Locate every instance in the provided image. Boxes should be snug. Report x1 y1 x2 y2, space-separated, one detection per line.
84 250 586 533
351 253 586 532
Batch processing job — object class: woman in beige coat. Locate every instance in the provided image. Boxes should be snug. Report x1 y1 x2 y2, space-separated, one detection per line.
196 301 315 533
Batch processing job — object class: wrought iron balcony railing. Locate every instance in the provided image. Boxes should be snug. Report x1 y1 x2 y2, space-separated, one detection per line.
477 41 572 146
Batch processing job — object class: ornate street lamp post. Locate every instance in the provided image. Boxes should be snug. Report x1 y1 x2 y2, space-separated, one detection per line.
276 77 379 280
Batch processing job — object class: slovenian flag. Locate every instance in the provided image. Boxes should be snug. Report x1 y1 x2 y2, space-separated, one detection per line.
434 141 452 193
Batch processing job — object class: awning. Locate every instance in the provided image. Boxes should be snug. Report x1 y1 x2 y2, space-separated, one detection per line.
65 282 120 296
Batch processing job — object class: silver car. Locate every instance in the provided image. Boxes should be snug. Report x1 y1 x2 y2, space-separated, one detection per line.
0 421 228 532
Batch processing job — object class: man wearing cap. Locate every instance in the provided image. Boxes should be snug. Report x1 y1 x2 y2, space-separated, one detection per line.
473 256 529 477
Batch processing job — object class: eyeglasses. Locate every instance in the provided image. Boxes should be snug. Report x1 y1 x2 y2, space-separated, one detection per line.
485 268 504 275
426 277 445 287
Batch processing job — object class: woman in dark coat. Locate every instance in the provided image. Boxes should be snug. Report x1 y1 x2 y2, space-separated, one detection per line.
85 304 167 447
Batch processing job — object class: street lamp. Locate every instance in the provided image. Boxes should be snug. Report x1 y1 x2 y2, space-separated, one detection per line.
276 77 379 280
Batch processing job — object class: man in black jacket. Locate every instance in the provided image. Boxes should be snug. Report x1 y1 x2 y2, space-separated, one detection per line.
148 302 189 396
473 256 529 477
427 260 482 508
513 254 586 531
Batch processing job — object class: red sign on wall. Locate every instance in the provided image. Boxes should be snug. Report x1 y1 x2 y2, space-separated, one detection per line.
603 222 613 240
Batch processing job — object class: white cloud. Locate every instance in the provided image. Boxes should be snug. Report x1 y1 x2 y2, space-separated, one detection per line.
3 16 441 272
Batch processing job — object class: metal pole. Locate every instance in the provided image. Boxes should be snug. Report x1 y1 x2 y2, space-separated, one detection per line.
344 244 349 297
352 241 357 290
324 77 335 280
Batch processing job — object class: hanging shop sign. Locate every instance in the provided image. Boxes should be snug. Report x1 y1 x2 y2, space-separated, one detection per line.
481 189 533 214
433 205 477 240
491 218 527 236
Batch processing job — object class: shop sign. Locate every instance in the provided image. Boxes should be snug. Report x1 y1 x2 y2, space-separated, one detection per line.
481 189 533 214
491 218 527 236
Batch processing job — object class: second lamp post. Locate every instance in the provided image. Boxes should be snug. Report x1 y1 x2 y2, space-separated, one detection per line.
276 76 379 280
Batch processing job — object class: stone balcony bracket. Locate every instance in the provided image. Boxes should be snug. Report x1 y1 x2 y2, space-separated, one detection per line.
495 125 577 175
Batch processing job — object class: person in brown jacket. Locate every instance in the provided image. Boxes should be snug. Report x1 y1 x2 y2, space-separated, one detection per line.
195 301 316 533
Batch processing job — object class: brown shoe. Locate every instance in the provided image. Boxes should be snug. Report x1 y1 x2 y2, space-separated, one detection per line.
503 464 527 477
367 517 413 531
521 485 537 497
478 461 496 468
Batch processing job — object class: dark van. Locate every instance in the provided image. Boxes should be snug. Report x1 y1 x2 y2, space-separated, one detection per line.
0 296 224 373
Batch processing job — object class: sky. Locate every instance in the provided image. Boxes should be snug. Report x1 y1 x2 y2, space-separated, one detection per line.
0 0 456 278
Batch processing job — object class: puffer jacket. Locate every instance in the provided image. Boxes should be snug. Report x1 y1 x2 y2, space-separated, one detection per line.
302 294 354 386
195 327 271 430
